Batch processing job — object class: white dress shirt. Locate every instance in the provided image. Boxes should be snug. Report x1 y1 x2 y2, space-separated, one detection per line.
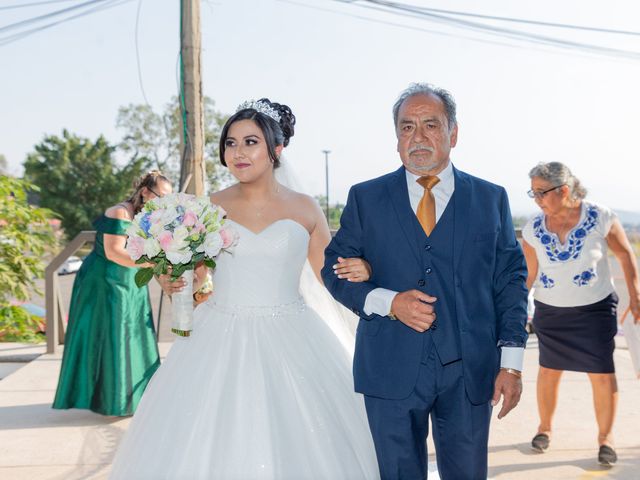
362 161 524 371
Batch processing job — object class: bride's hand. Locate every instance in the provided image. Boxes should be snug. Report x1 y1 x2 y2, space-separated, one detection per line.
332 257 372 282
157 273 187 296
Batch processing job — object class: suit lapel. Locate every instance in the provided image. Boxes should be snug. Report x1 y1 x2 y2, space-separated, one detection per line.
452 166 471 271
386 166 422 264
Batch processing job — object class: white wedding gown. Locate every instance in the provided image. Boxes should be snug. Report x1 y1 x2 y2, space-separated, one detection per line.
109 219 380 479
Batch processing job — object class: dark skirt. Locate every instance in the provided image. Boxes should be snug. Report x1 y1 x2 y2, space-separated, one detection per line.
532 293 618 373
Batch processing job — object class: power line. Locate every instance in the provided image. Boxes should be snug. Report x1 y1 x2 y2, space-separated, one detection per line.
361 0 640 37
0 0 111 34
278 0 550 55
332 0 640 60
134 0 151 106
0 1 81 11
0 0 133 46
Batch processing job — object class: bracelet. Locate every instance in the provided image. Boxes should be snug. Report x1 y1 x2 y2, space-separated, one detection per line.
500 368 522 378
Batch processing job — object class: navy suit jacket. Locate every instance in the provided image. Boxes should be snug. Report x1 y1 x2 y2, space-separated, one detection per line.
322 165 528 404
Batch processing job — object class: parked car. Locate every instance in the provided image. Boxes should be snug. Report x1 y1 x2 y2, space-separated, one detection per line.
58 256 83 275
20 303 47 332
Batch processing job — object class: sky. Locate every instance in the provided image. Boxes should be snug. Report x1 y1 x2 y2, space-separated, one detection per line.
2 0 640 216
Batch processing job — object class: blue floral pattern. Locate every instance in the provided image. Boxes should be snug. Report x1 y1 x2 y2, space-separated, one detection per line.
573 268 597 286
539 272 555 289
532 205 598 263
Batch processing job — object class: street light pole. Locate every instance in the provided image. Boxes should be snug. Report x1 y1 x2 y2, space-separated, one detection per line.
322 150 331 221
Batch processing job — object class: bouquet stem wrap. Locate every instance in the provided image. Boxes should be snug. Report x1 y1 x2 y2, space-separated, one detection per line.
171 270 194 337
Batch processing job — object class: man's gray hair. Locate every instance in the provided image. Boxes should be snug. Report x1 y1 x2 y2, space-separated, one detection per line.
392 83 457 131
529 162 587 200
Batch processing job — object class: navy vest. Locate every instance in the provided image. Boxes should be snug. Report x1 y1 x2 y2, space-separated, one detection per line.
415 193 462 365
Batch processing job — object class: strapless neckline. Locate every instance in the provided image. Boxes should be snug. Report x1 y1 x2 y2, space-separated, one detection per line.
226 218 310 237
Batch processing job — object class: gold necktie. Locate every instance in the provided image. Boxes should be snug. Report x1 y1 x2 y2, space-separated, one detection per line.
416 175 440 236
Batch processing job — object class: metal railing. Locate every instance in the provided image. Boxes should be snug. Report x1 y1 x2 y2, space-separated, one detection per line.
44 231 96 354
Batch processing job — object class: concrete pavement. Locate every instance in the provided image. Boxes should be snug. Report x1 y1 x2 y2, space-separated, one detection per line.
0 335 638 480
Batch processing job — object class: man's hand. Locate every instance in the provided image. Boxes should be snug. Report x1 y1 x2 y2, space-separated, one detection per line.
492 369 523 419
391 290 437 332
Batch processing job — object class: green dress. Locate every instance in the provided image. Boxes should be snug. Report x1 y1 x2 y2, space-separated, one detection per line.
53 215 160 416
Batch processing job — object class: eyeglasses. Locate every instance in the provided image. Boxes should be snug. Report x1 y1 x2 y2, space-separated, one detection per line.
527 185 565 200
147 186 163 197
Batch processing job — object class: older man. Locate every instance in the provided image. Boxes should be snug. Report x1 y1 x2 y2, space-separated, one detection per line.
322 83 528 479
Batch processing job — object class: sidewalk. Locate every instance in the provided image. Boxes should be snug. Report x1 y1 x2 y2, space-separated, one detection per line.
0 337 638 480
482 335 640 479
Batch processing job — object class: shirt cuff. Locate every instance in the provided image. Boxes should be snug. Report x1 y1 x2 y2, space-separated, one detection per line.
363 288 398 317
500 347 524 372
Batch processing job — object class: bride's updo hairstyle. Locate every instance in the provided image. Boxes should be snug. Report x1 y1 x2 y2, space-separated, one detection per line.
219 98 296 169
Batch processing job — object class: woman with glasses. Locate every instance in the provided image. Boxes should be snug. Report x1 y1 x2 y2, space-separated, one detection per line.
522 161 639 466
53 170 172 416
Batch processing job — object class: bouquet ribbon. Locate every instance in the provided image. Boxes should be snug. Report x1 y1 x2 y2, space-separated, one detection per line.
171 270 194 337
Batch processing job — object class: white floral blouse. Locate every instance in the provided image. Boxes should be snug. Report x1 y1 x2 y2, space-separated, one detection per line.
522 201 616 307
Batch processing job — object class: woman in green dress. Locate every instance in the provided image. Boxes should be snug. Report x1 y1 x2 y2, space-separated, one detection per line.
53 171 172 416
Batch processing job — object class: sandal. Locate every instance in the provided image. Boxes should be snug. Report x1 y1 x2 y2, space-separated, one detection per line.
531 433 550 453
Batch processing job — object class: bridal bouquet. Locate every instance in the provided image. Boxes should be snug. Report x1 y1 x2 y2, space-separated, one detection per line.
126 192 237 336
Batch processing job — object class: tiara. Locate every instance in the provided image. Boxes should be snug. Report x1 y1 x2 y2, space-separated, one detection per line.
236 100 281 123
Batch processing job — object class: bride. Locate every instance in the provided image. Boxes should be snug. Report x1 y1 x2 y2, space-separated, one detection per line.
108 99 380 479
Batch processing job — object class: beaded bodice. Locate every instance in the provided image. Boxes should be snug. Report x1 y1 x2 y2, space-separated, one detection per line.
209 219 310 309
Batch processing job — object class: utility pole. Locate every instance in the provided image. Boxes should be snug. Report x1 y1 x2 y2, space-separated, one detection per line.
179 0 205 195
322 150 331 221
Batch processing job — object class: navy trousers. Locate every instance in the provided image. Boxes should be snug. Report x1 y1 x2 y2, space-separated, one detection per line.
364 349 492 480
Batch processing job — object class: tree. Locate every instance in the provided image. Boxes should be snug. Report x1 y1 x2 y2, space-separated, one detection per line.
0 154 7 175
0 176 58 342
23 130 146 240
117 96 232 191
315 196 345 231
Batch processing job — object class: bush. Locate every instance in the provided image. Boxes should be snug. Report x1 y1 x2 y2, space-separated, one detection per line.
0 175 57 343
0 305 44 343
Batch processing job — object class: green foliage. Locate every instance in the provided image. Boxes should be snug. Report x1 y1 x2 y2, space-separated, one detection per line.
0 176 57 304
134 267 155 288
133 252 215 288
0 176 55 343
315 196 345 231
23 130 146 240
0 305 44 343
0 154 7 175
117 96 232 191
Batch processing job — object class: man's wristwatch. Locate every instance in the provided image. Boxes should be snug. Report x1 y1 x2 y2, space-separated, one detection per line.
500 368 522 378
387 310 398 321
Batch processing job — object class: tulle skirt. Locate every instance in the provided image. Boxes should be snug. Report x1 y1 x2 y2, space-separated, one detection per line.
109 299 380 479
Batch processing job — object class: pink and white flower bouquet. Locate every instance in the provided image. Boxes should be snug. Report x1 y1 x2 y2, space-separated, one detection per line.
126 192 237 336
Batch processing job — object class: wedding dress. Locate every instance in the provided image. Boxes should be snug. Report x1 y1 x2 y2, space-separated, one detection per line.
109 218 380 479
